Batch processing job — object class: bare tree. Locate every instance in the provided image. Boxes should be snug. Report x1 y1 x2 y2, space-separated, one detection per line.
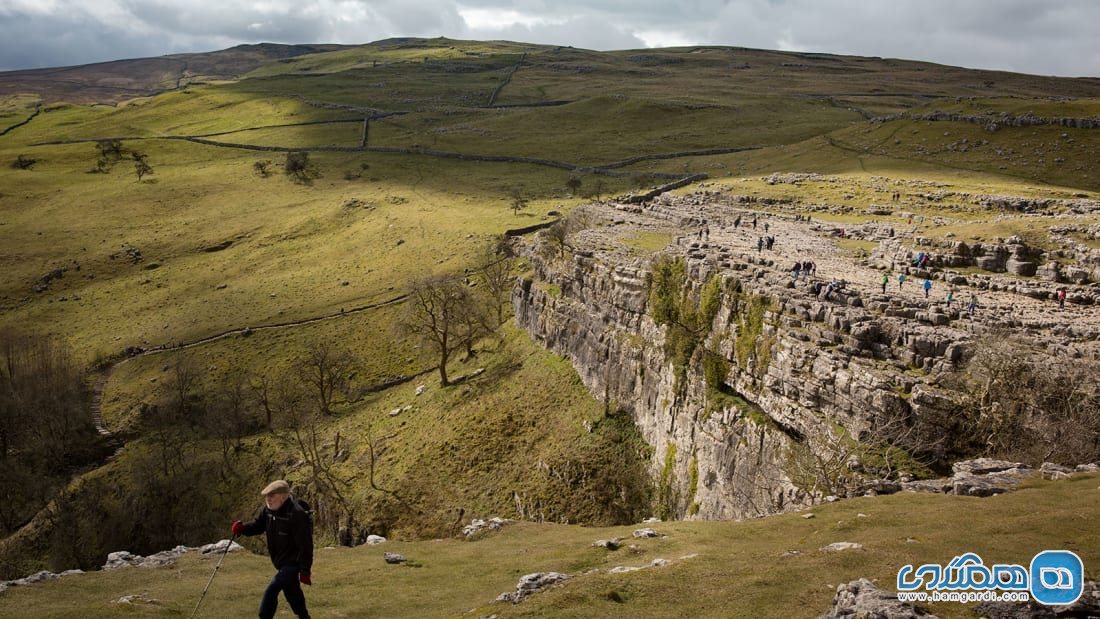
203 370 255 474
565 175 582 196
91 139 124 173
474 238 514 327
296 343 355 416
275 387 359 545
785 422 860 503
284 151 320 184
543 218 572 259
948 334 1100 466
249 371 277 430
132 151 153 181
399 274 477 386
509 187 529 216
590 179 606 202
253 160 273 177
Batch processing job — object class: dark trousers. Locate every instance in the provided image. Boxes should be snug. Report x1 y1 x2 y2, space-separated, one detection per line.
259 564 309 619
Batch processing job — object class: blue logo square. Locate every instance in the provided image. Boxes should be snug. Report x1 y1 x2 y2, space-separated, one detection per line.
1030 550 1084 606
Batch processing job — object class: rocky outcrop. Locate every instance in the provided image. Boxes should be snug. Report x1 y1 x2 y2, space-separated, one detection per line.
898 459 1034 497
820 578 938 618
513 196 1100 523
873 235 1098 293
495 572 570 604
102 539 243 570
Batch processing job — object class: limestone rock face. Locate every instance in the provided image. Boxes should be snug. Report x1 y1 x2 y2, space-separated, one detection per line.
512 198 1100 522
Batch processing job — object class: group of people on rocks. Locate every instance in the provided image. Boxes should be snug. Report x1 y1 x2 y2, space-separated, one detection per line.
791 260 817 280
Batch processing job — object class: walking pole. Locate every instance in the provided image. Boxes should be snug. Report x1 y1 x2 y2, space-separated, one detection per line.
188 535 237 619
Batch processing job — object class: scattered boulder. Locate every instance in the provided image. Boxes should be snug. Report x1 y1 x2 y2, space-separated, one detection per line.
33 268 66 292
112 593 160 605
463 517 510 538
383 552 406 564
592 538 621 550
102 551 143 570
198 540 244 555
632 528 659 538
820 578 937 618
495 572 570 604
1040 462 1075 480
821 542 863 552
365 535 387 545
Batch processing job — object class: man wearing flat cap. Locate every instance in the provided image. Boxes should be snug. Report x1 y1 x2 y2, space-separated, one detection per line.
232 480 314 619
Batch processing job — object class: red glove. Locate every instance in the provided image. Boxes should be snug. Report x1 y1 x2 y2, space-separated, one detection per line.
231 520 244 537
300 574 312 586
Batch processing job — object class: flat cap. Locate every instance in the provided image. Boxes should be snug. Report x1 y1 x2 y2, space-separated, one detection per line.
261 480 290 496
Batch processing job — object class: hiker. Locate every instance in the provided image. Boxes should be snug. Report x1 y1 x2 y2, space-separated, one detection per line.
946 287 955 308
881 272 889 294
752 216 757 229
1057 287 1066 309
757 237 764 252
791 262 801 279
898 273 906 289
766 235 775 250
734 216 742 228
968 294 978 315
763 222 769 233
232 480 314 619
923 278 932 298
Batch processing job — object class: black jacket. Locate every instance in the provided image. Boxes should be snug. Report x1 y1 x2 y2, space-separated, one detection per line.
240 497 313 576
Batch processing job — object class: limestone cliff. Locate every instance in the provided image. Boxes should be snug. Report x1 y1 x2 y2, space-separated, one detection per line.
512 196 1099 521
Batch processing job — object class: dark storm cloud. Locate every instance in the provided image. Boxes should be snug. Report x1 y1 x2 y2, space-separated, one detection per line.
0 0 1096 77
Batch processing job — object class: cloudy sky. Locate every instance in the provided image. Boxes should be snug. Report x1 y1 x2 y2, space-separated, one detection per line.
1 0 1097 77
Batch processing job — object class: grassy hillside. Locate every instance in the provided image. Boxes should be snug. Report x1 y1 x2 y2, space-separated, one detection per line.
1 473 1096 618
2 35 1100 594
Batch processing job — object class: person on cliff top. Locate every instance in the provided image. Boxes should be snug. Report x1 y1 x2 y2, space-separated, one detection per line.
946 287 955 308
898 273 906 289
923 278 932 298
1058 287 1067 309
881 272 889 294
968 293 978 315
232 480 314 619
